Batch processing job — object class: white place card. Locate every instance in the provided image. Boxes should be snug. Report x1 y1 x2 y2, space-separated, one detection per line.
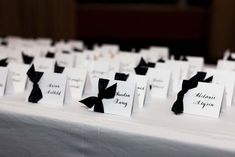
7 63 29 93
33 57 55 73
149 46 169 60
186 56 204 77
0 67 8 96
56 53 75 67
63 68 87 102
217 60 235 71
89 60 110 79
118 52 139 73
74 53 89 69
184 82 224 118
103 80 135 117
205 69 235 108
129 74 148 108
156 62 181 94
140 49 159 63
147 68 171 98
28 73 67 107
168 60 189 80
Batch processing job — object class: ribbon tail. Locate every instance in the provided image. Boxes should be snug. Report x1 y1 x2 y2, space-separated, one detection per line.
94 100 104 113
171 91 185 114
28 86 43 103
79 96 98 109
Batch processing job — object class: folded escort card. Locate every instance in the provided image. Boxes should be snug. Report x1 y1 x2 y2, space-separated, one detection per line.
6 63 29 93
0 67 8 96
172 72 224 118
217 60 235 71
27 65 67 107
55 52 75 67
205 69 235 108
147 68 171 99
183 82 224 118
33 57 56 73
63 67 87 102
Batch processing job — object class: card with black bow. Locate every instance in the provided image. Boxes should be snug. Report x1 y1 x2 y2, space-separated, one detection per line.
80 78 135 117
27 65 67 106
172 72 224 118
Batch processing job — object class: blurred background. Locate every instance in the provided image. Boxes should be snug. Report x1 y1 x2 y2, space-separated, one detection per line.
0 0 235 63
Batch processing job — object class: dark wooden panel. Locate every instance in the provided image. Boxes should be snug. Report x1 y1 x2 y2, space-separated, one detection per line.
77 4 209 41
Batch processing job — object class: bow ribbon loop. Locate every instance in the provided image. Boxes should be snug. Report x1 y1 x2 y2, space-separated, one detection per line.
0 58 8 67
171 72 213 115
54 62 65 73
22 52 34 64
114 73 129 81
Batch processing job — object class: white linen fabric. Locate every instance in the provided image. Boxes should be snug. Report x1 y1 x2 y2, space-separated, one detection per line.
0 93 235 157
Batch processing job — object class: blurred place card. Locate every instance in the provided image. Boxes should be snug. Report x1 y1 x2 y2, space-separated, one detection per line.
149 46 169 60
169 60 189 80
186 56 204 78
0 67 8 96
129 74 148 108
205 69 235 108
33 57 55 73
103 80 135 117
56 53 75 67
28 73 67 107
184 82 224 118
63 68 87 102
156 62 181 95
147 68 171 99
217 60 235 71
7 63 29 93
74 53 88 69
89 60 110 79
118 52 139 73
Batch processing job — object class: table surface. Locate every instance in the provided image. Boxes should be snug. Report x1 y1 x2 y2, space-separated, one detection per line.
0 92 235 157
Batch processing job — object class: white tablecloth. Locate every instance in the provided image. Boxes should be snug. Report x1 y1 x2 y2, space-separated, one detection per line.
0 93 235 157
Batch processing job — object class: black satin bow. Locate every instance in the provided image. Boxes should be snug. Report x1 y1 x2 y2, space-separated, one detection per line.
73 47 83 52
0 58 8 67
27 64 44 103
1 40 8 46
22 52 34 64
181 55 188 61
134 57 150 75
114 73 129 81
171 72 213 115
45 51 55 58
227 53 235 61
157 58 165 63
174 55 188 61
62 50 70 54
54 62 65 73
79 79 117 113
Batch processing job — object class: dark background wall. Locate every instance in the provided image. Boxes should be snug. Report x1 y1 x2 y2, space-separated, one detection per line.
0 0 235 63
